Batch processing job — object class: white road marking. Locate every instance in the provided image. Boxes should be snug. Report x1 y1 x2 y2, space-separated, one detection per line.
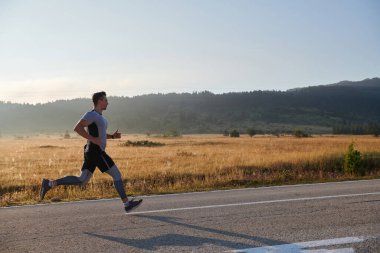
303 249 355 253
231 236 368 253
140 178 380 198
295 236 366 248
125 191 380 215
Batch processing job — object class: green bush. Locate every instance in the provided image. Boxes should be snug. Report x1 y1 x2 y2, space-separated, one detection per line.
121 140 165 147
343 143 363 175
247 128 256 137
293 130 310 138
230 130 240 137
163 130 181 137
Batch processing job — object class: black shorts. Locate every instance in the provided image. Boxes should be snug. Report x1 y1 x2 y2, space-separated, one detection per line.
81 144 115 173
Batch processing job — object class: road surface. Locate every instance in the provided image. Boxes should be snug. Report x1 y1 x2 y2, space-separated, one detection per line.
1 179 379 252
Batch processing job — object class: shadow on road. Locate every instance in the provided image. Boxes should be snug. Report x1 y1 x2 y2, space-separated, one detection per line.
348 199 380 204
84 214 288 251
84 232 255 250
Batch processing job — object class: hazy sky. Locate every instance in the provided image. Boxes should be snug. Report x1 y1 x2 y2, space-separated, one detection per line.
0 0 379 104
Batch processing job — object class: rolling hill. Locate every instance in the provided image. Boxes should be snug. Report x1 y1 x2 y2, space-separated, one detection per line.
0 78 379 135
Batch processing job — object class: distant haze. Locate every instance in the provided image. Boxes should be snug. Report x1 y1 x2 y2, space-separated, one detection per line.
0 78 379 135
0 0 379 104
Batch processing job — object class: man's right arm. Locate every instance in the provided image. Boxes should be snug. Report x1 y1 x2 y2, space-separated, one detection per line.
74 119 101 146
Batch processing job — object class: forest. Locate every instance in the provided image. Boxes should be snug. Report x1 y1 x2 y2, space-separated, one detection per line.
0 78 379 135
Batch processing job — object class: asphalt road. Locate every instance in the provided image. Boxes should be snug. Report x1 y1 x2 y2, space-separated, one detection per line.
1 179 379 252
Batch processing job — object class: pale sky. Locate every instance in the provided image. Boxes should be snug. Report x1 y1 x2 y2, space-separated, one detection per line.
0 0 379 104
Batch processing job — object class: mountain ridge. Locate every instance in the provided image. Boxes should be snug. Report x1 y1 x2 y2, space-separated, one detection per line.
0 78 379 135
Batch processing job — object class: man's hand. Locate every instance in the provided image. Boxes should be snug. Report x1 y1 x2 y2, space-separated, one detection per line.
112 129 121 139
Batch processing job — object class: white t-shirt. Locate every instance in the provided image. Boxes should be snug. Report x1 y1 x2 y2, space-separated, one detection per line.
81 110 108 151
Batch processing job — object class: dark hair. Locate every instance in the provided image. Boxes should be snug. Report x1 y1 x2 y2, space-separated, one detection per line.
92 91 106 106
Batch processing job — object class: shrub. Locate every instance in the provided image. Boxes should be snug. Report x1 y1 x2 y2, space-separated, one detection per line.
64 130 70 139
247 128 256 137
230 130 240 137
343 142 363 175
120 140 165 147
163 130 181 137
223 130 229 136
293 130 310 138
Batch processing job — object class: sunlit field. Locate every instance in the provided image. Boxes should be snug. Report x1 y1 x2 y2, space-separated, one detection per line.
1 134 380 206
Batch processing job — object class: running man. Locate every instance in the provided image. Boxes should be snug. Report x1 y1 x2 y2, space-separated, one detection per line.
39 91 142 213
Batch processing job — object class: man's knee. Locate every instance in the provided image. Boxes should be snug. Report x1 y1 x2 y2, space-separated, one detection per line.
78 170 93 186
106 165 122 181
80 177 90 186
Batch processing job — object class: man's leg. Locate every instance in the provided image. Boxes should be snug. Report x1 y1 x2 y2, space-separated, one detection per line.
95 152 128 203
105 164 142 212
54 169 93 186
39 165 94 201
105 164 127 201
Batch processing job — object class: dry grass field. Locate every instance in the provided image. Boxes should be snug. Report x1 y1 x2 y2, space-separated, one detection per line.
1 134 380 206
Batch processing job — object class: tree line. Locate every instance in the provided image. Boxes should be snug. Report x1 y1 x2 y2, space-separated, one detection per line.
333 123 380 136
0 78 379 135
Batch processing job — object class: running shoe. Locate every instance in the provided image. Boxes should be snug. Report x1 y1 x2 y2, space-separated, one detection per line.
124 198 143 213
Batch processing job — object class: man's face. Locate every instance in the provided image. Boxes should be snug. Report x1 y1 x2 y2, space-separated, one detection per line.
98 96 108 110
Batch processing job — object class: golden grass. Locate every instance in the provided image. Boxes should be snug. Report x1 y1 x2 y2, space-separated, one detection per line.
1 134 380 206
